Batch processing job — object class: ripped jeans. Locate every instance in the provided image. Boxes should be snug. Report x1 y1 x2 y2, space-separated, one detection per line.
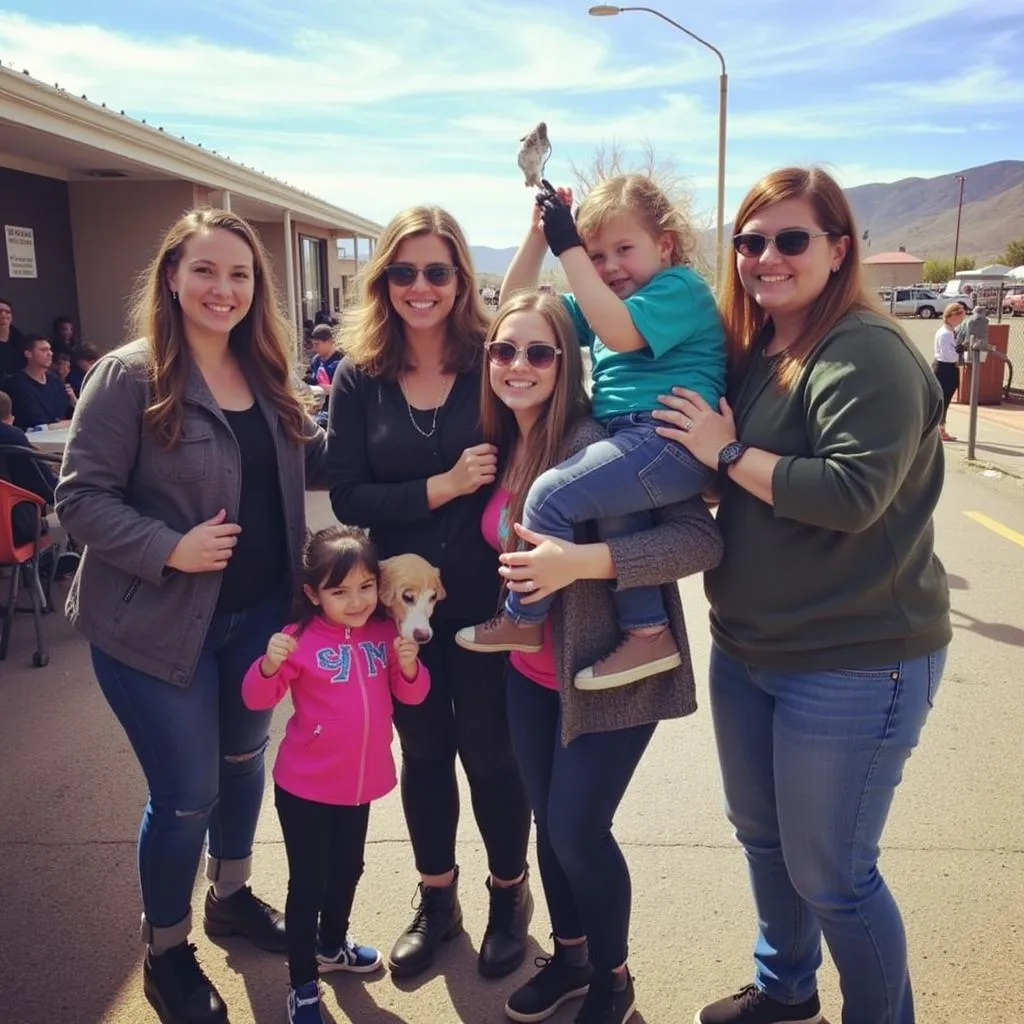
91 587 289 931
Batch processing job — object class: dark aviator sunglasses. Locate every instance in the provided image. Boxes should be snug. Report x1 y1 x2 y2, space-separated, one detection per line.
385 262 458 287
486 341 562 369
732 229 832 258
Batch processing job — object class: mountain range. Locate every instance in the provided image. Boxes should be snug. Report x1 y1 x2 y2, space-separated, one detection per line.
470 160 1024 274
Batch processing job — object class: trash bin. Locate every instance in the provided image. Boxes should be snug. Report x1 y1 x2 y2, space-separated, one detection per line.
956 323 1009 406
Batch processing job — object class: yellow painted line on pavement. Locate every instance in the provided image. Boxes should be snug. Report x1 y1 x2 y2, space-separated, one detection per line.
963 511 1024 548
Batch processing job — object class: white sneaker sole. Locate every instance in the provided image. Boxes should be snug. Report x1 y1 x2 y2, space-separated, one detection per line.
574 651 682 690
504 983 591 1023
455 628 543 654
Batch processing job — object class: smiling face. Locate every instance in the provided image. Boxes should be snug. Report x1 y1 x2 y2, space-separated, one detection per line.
386 233 459 334
584 212 672 300
0 302 11 336
487 309 560 423
305 564 379 630
167 227 256 343
736 197 849 320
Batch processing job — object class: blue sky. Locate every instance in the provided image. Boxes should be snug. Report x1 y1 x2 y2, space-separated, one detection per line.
2 0 1023 246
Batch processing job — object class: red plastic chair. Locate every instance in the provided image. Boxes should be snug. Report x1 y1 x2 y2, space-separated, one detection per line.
0 479 52 666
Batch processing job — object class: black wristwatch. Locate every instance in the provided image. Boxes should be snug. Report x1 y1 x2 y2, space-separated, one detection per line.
717 440 749 471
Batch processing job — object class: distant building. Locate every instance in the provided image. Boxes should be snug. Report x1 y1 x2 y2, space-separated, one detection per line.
0 65 381 351
862 250 926 289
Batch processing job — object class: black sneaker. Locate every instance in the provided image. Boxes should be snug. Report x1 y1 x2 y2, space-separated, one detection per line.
695 984 822 1024
143 942 228 1024
574 969 635 1024
505 942 593 1022
203 885 287 953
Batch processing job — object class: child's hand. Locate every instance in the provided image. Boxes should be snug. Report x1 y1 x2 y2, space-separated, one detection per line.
394 636 420 681
532 181 573 235
261 632 297 677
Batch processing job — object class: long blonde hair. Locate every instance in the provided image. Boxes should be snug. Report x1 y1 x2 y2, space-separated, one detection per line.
576 173 696 267
479 291 590 547
339 206 490 379
131 208 306 449
721 166 881 388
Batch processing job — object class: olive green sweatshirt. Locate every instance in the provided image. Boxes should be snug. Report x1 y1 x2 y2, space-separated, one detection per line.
706 310 952 670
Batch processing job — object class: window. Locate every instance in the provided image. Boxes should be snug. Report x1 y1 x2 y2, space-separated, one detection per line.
299 235 329 324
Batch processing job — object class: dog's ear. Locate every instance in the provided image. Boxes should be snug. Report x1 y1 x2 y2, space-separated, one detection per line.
378 557 397 609
432 565 446 603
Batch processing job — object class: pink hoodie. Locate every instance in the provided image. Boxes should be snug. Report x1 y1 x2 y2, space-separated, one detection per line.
242 614 429 806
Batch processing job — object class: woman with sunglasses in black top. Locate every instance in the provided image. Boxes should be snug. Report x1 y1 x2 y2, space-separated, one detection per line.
327 207 533 982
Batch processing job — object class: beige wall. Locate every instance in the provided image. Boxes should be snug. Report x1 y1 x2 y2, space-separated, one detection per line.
68 179 195 350
862 262 924 289
250 220 291 314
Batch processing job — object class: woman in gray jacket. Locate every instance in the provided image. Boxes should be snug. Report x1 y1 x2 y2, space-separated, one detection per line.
456 291 723 1024
56 209 325 1024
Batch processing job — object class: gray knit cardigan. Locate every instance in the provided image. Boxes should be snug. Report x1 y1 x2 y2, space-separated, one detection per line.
547 418 724 745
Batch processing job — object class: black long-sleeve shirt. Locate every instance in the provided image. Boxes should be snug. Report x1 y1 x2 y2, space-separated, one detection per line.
328 357 500 624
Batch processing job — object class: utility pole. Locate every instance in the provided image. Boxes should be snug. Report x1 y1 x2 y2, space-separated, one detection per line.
952 174 966 273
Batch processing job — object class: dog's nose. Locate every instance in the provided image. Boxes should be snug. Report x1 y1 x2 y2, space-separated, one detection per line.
413 628 432 644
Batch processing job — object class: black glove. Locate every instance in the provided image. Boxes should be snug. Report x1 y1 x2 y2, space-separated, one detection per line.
535 179 583 257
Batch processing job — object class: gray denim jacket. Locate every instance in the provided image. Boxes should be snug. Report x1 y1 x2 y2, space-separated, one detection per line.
55 339 326 686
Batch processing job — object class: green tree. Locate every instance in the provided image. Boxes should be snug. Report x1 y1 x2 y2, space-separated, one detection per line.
921 256 976 284
1001 239 1024 267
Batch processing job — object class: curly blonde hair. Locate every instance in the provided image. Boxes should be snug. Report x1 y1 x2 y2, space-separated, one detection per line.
339 206 490 379
575 174 696 266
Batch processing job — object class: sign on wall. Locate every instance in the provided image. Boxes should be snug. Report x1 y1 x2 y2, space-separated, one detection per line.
4 224 38 279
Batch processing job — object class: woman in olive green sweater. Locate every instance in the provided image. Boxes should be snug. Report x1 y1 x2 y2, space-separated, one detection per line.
654 167 951 1024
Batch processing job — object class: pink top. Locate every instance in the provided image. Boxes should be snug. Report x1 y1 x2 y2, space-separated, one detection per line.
481 487 558 690
242 615 430 805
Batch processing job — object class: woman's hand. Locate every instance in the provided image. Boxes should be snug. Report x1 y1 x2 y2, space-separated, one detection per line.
653 388 737 470
165 508 242 573
261 632 297 677
445 443 498 497
498 523 587 604
394 636 420 681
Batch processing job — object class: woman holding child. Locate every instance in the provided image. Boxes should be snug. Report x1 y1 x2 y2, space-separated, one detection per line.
655 167 951 1024
57 209 325 1024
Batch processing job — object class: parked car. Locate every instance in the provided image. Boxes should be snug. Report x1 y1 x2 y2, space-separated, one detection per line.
877 287 950 318
1002 288 1024 316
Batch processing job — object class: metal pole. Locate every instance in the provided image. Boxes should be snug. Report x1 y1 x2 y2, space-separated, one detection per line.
967 342 980 461
715 72 727 289
952 174 965 272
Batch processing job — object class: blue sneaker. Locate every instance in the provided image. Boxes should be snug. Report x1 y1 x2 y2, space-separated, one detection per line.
316 936 383 974
287 981 322 1023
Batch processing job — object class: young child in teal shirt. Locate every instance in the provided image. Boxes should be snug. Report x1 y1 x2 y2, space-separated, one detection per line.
458 174 726 689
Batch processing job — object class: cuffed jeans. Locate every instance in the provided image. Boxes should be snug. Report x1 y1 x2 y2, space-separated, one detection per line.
91 586 290 936
709 644 947 1024
506 414 712 630
505 664 655 971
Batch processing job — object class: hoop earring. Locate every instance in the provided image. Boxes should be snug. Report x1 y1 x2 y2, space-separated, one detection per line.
171 291 179 302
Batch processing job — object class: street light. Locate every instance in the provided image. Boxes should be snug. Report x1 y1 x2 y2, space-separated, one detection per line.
588 5 728 287
952 174 966 275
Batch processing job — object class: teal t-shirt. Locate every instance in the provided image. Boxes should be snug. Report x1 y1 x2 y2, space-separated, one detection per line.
561 265 726 421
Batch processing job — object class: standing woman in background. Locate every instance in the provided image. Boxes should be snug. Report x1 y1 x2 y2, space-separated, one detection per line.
932 302 965 442
329 206 533 982
57 209 326 1024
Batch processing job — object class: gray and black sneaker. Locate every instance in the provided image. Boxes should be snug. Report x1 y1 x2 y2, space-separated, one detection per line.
505 940 594 1022
695 984 822 1024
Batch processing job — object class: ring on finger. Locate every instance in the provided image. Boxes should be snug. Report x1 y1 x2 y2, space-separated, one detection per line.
683 417 693 431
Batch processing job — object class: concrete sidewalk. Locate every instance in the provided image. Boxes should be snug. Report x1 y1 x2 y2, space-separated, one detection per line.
944 394 1024 479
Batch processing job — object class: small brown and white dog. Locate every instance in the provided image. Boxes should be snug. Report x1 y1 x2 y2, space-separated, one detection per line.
379 554 445 645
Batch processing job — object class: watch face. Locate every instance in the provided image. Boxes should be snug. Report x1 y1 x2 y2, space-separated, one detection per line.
719 441 746 466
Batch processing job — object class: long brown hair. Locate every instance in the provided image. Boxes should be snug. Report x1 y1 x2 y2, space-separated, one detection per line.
339 206 490 379
479 291 590 548
721 166 881 388
131 208 307 449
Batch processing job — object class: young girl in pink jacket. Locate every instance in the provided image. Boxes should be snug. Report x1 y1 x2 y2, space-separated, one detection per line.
242 525 430 1024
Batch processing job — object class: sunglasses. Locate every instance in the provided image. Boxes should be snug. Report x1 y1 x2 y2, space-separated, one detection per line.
732 229 832 258
485 341 562 369
384 262 458 287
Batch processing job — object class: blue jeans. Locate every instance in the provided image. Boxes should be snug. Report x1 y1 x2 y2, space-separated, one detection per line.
709 644 947 1024
91 587 290 929
505 414 712 629
505 664 655 970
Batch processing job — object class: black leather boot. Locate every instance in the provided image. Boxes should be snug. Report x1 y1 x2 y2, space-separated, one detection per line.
387 866 464 978
143 942 228 1024
478 866 534 979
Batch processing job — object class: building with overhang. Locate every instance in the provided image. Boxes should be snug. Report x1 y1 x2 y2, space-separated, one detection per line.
861 249 926 289
0 64 381 351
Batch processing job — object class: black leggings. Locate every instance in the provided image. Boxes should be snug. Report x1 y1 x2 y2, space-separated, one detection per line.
275 785 370 988
391 618 531 881
933 360 959 424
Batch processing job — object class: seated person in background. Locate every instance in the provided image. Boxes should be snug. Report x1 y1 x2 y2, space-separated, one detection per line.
0 297 25 381
51 315 78 355
67 342 100 395
306 324 341 387
4 334 75 430
53 350 72 388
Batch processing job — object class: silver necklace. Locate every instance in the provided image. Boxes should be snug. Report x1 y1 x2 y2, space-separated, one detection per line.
399 373 455 438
